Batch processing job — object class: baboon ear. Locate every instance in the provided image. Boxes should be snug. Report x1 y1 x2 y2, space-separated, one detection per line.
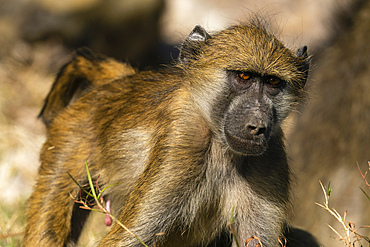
179 25 211 63
296 45 308 58
296 45 310 83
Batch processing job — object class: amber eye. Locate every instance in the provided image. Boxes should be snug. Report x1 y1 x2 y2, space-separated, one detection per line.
238 72 251 80
267 77 281 86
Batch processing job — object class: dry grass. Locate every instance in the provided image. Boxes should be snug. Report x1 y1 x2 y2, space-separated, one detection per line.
316 162 370 247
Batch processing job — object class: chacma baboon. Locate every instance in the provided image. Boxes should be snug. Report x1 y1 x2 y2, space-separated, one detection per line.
289 0 370 245
24 22 311 247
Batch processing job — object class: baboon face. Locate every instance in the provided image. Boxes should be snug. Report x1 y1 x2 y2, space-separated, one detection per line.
222 70 281 155
179 25 309 155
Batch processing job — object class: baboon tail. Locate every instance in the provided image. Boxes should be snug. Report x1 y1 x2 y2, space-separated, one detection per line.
39 48 135 127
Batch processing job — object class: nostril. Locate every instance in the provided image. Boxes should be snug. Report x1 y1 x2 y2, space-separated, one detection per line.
256 127 267 135
247 125 266 136
247 125 258 135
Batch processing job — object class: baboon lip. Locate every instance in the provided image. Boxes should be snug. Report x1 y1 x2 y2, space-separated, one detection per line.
225 129 251 143
224 128 267 155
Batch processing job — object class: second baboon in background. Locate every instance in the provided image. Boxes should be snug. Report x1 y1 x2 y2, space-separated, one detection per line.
24 21 314 247
289 0 370 245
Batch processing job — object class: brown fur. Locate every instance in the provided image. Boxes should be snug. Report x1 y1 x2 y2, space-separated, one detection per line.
24 23 311 247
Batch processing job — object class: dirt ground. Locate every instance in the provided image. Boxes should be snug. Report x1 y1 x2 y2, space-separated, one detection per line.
0 0 366 246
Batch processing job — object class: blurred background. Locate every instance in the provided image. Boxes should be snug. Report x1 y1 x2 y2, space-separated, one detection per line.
0 0 368 246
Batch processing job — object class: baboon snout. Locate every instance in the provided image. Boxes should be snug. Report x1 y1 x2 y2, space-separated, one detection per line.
224 108 272 155
243 106 270 139
246 120 267 136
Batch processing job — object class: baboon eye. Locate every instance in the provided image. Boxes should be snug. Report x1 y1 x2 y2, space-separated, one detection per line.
267 77 282 86
238 72 251 80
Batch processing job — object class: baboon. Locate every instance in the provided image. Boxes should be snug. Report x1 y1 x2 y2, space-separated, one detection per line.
24 22 311 247
289 0 370 245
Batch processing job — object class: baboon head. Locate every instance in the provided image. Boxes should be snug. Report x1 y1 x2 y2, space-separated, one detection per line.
179 24 309 155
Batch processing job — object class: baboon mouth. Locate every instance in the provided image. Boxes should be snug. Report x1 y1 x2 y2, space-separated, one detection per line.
224 129 267 155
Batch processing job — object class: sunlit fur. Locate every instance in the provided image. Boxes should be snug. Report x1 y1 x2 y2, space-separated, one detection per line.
24 21 309 247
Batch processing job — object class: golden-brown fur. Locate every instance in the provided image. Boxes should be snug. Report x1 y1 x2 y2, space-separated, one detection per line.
24 23 312 247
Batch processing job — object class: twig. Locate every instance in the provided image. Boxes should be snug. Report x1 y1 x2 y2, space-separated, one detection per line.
84 161 148 247
229 207 241 247
315 181 351 246
245 236 263 247
357 162 370 188
278 236 287 247
316 179 370 246
69 161 148 247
